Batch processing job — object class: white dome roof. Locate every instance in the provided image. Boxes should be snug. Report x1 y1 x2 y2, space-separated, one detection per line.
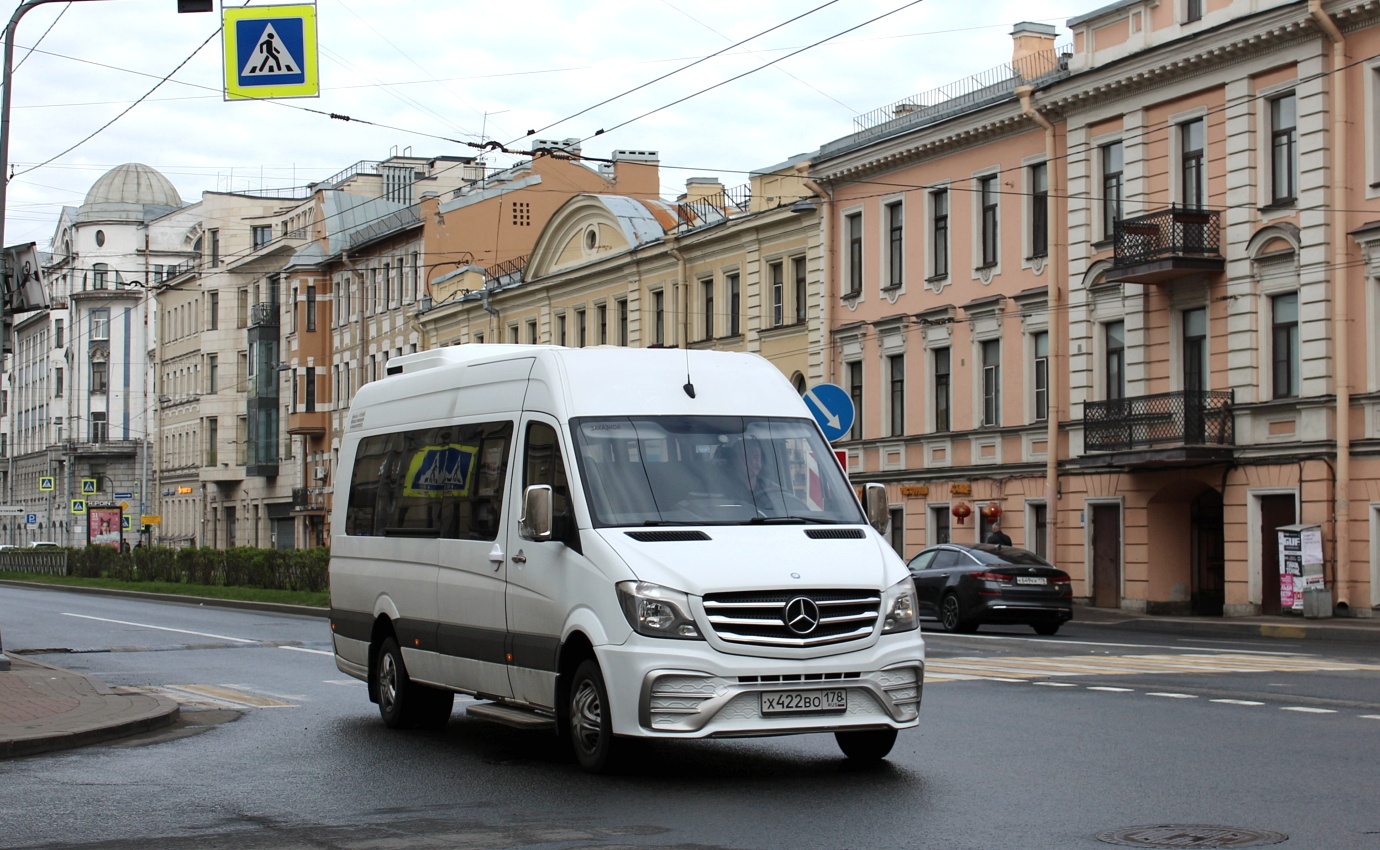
77 163 182 222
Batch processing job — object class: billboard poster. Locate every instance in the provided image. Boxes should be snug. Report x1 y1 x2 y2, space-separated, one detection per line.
88 507 123 549
1277 527 1304 611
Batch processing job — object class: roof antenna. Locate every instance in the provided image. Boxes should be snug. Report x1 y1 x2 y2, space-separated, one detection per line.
683 348 696 399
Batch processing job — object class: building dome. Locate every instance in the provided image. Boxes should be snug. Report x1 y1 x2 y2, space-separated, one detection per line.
76 163 183 223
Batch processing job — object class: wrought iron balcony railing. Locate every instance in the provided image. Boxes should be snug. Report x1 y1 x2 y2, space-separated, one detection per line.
249 302 279 327
1113 207 1222 268
1084 389 1234 453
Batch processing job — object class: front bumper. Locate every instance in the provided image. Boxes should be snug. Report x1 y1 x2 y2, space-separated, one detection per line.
599 634 923 738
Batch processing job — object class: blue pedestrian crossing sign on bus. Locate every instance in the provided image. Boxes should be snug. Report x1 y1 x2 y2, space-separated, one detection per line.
803 383 856 443
223 4 319 101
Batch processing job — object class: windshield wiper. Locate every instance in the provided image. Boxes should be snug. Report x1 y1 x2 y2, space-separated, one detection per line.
747 515 840 525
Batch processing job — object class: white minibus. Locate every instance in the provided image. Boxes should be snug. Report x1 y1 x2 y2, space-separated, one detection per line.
329 345 924 772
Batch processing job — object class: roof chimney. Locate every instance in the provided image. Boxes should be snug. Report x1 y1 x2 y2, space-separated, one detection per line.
1011 21 1058 78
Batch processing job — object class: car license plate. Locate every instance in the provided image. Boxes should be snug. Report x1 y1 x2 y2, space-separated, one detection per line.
1016 576 1048 585
760 688 847 715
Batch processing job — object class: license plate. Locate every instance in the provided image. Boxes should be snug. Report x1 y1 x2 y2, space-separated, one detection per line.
760 688 848 715
1016 576 1048 585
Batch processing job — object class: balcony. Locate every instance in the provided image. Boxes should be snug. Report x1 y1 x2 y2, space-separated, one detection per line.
1081 389 1235 468
1108 207 1224 284
249 302 280 327
291 486 327 514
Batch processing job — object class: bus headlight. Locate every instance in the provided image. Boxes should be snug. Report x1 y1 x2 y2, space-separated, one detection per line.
881 578 918 633
617 581 703 640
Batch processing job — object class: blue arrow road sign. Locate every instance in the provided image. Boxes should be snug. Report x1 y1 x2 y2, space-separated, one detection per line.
803 383 855 443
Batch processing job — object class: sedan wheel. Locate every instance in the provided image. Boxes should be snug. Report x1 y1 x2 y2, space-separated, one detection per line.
940 594 978 633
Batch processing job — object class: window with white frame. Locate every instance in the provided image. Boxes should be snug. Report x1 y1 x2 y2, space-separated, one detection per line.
930 190 950 279
979 176 999 268
1032 331 1049 421
1272 292 1300 398
1182 308 1207 392
1029 163 1048 259
1181 119 1206 209
889 353 905 436
1105 321 1126 401
981 338 1001 426
770 262 785 326
90 308 109 341
886 201 904 288
933 346 951 432
1101 141 1124 240
846 214 863 296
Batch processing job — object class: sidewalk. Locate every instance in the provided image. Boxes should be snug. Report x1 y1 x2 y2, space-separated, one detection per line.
1071 602 1380 644
0 655 179 759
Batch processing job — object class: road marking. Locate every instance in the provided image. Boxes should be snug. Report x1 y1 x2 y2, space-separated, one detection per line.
1147 692 1197 699
924 632 1309 656
1361 715 1380 720
925 652 1380 681
1211 699 1265 705
1088 686 1134 692
165 684 296 708
1032 682 1079 687
1280 706 1336 714
279 645 332 656
62 613 256 644
324 679 363 686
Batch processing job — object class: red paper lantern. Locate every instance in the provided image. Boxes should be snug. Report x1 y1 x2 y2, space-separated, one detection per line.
951 502 972 525
980 502 1002 520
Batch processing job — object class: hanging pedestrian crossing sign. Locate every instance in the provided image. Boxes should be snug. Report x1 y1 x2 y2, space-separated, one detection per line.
223 4 318 101
71 499 86 515
39 476 54 491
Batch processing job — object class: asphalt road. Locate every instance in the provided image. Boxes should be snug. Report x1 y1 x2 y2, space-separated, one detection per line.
2 584 1378 850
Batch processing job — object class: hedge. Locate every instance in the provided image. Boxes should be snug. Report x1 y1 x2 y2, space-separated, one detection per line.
58 545 331 592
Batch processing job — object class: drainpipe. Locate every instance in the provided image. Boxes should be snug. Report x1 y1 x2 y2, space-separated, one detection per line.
481 286 500 339
1018 84 1064 570
670 245 688 347
799 171 834 384
1310 0 1354 610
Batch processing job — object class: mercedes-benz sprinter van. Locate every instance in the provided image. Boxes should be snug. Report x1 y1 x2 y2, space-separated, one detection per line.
329 345 924 772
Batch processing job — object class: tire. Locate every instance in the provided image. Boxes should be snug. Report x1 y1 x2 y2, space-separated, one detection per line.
375 636 454 731
939 594 978 633
1032 622 1061 636
567 659 622 774
836 728 898 761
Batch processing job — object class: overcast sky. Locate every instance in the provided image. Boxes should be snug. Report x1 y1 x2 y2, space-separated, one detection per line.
2 0 1074 248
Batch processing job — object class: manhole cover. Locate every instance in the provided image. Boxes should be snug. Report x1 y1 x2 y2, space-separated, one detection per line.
1097 825 1289 847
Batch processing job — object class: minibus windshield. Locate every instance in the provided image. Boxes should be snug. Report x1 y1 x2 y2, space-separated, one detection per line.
571 416 865 527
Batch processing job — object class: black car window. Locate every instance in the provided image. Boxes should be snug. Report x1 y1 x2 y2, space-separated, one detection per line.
907 551 937 572
929 549 961 569
967 546 1051 566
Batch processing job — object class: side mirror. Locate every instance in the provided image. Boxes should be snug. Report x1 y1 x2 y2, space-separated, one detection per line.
864 483 889 533
519 485 553 541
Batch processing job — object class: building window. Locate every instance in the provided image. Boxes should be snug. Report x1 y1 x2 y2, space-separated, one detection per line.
889 507 905 556
1181 119 1206 209
577 309 587 347
54 367 63 398
1030 503 1048 559
597 304 608 344
209 229 220 267
653 290 665 346
1186 0 1203 21
508 325 519 344
90 411 107 443
930 504 951 545
848 360 864 440
54 319 63 348
702 279 714 340
889 353 905 436
617 298 629 346
846 213 862 296
305 285 316 332
931 190 949 279
305 368 316 413
1033 331 1049 422
933 346 951 432
93 263 108 290
208 354 218 394
886 202 904 288
90 308 109 341
527 319 538 344
1270 94 1297 205
1029 163 1048 259
208 291 219 330
252 226 272 250
1183 308 1207 392
1101 142 1124 240
981 339 1001 426
1272 292 1300 398
727 273 741 336
1105 321 1126 401
770 262 785 326
557 314 567 347
979 175 999 268
792 256 807 323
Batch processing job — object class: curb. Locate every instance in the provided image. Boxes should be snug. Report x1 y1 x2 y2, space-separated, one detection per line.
1 655 181 760
1071 605 1380 645
0 580 329 619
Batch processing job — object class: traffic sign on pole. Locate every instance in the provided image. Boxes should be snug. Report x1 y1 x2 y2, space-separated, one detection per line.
25 513 37 526
38 476 54 491
223 4 319 101
803 383 856 443
81 478 96 495
70 499 86 515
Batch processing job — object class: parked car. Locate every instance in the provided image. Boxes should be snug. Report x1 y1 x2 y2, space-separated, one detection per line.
27 541 59 549
906 543 1073 635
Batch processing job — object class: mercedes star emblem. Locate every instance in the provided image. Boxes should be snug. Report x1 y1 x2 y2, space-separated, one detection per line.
783 596 821 635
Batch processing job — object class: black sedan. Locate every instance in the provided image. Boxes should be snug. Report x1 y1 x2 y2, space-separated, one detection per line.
906 543 1073 635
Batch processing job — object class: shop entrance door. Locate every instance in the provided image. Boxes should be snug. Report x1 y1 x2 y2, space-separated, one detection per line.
1259 495 1296 616
1091 504 1121 608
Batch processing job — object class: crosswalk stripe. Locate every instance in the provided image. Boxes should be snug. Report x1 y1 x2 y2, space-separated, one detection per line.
925 652 1380 682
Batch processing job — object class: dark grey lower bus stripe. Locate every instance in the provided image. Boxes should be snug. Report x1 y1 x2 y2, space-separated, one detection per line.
437 623 508 666
508 632 561 673
330 609 374 643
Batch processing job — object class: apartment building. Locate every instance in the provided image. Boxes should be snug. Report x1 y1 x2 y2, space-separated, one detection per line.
809 0 1380 618
2 163 195 546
